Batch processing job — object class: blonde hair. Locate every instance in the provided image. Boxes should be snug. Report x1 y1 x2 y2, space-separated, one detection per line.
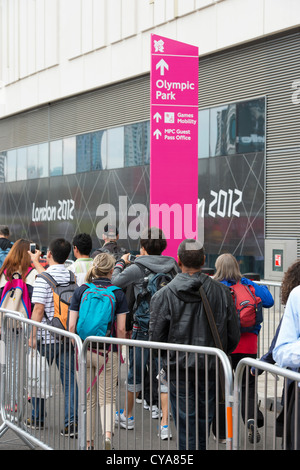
214 253 242 282
85 253 115 282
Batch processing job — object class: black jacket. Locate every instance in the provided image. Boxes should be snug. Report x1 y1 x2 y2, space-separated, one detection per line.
91 241 128 260
149 271 240 378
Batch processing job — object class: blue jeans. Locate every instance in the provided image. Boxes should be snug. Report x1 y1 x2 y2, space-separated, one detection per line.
169 375 216 450
31 341 78 426
127 328 149 393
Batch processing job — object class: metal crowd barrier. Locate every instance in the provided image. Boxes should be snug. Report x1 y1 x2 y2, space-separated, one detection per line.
80 336 234 450
0 309 234 450
4 293 300 452
0 310 83 450
233 357 300 450
256 281 283 358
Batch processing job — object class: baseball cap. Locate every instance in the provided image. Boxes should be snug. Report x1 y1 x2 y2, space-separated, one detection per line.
103 224 119 238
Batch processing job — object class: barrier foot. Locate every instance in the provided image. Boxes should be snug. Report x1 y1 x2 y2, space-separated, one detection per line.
0 421 36 449
0 422 9 438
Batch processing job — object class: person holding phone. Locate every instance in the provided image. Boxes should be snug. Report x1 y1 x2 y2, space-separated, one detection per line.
0 239 39 411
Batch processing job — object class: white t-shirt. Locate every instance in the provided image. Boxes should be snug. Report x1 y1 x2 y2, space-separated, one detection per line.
68 257 93 286
32 264 72 343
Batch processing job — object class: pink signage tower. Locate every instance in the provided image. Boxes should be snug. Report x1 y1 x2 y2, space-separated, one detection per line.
150 34 199 258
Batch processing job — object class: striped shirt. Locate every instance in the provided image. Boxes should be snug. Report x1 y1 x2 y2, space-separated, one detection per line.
68 257 93 286
32 264 72 343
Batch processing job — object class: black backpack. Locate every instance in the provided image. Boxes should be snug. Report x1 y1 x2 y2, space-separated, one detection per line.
133 268 176 333
92 243 127 262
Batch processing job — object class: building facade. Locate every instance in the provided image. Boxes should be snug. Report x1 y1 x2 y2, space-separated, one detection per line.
0 0 300 278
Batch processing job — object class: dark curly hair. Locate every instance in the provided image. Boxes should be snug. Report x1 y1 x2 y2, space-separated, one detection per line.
281 260 300 305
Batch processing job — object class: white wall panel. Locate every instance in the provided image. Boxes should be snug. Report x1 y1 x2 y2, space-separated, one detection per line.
195 0 214 9
111 36 142 82
36 0 45 72
153 0 166 25
83 48 111 89
177 8 217 56
67 0 82 58
137 0 153 32
216 0 264 50
45 0 58 68
7 0 17 83
264 0 300 34
177 0 195 16
0 2 2 84
107 0 122 43
122 0 137 38
27 0 37 76
19 1 28 78
82 0 94 54
93 0 106 49
38 66 60 105
0 1 8 85
13 0 20 82
165 0 175 21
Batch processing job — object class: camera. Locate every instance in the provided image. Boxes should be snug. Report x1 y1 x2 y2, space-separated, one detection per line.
30 243 36 254
128 254 136 263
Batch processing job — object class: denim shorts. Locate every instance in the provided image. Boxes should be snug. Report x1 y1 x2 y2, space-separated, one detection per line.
127 328 149 393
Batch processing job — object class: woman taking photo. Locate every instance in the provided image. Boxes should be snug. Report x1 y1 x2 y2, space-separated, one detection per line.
0 238 38 411
68 253 127 450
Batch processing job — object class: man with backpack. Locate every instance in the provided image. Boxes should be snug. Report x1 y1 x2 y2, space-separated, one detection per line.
91 224 128 261
149 239 240 450
0 226 13 268
112 227 179 439
28 238 78 437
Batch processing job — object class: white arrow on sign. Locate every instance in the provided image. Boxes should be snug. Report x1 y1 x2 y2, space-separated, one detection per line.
156 59 169 76
153 129 162 140
153 112 162 123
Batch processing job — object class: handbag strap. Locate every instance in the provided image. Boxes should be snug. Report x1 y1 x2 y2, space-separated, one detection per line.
199 285 223 351
199 285 226 403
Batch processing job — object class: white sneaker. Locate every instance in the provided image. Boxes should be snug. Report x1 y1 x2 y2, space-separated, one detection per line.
115 410 134 430
136 393 143 404
151 405 162 419
159 425 172 440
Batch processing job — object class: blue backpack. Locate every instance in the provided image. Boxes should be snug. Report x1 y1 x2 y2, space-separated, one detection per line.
0 247 11 268
76 283 120 341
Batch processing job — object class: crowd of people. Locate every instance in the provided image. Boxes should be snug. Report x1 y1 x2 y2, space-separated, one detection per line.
1 222 299 450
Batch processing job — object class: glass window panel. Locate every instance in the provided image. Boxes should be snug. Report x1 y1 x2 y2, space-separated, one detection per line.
91 131 102 171
210 104 236 157
6 150 16 182
17 148 27 180
50 140 63 176
76 133 91 173
0 152 6 183
236 98 265 153
198 109 209 158
38 143 49 178
145 120 150 165
107 127 124 169
100 130 107 169
63 137 76 175
124 122 148 167
27 145 38 179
